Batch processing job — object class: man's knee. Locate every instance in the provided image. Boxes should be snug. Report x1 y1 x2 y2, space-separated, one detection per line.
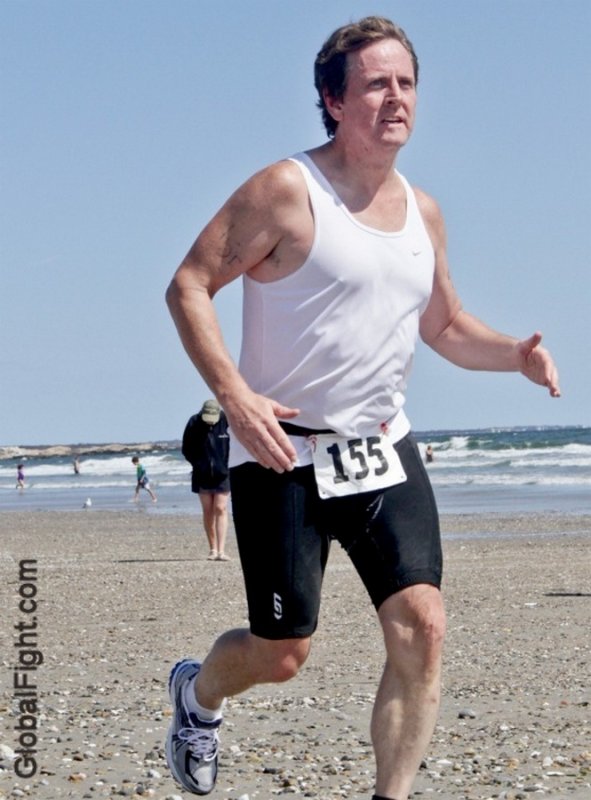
379 585 446 670
253 636 311 683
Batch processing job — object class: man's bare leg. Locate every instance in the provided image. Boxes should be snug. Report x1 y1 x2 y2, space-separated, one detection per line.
372 584 446 800
194 630 311 709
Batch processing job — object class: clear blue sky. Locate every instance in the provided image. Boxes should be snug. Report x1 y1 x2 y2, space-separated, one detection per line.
1 0 590 446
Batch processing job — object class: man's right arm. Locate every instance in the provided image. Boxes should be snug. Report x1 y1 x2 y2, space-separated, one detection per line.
165 161 303 472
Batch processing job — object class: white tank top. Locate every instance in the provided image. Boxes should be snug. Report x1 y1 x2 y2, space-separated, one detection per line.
229 152 435 467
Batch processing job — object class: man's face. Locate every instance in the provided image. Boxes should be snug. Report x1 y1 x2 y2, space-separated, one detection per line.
329 38 417 151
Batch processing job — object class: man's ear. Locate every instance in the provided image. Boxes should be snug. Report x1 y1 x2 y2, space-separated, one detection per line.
323 88 343 122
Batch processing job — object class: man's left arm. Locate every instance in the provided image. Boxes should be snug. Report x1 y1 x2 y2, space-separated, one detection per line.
416 189 561 398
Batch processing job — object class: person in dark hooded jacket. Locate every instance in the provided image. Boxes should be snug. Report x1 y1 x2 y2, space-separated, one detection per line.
182 399 230 560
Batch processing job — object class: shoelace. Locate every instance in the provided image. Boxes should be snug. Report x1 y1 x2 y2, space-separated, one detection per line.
178 726 218 760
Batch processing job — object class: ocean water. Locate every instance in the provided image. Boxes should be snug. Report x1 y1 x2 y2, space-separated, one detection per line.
0 426 589 516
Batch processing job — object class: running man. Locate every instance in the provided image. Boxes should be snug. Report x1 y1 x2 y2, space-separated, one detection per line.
164 16 560 799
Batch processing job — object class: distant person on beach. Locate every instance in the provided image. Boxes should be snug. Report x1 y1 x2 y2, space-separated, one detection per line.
425 444 434 463
182 400 231 561
73 457 81 474
16 464 25 490
131 456 157 502
164 15 560 800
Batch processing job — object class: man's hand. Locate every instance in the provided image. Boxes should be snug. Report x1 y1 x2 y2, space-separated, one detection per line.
516 332 561 397
224 391 300 472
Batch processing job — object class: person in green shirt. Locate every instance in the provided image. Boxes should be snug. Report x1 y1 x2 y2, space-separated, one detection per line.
131 456 157 502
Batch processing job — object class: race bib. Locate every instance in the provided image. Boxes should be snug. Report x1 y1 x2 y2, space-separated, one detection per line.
307 431 407 499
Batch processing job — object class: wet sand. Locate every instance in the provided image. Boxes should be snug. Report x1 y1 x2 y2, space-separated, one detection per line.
1 511 590 799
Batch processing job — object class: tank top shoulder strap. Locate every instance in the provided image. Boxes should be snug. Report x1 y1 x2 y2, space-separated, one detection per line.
396 171 423 229
288 152 340 204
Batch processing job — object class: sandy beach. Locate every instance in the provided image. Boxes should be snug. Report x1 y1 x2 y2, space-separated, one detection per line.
1 510 589 800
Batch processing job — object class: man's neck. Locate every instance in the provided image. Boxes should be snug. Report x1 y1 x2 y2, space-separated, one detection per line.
307 141 407 232
313 139 400 199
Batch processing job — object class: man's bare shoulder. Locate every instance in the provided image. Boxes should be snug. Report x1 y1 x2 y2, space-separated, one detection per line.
236 158 308 211
209 158 312 283
412 185 442 223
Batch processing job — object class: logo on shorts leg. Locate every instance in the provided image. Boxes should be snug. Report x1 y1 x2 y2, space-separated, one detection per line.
273 592 283 620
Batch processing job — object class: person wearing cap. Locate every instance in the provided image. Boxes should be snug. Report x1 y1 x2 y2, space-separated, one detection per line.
182 400 231 561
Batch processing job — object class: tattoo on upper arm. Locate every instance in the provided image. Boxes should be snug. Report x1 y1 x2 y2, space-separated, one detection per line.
224 249 243 267
217 225 243 271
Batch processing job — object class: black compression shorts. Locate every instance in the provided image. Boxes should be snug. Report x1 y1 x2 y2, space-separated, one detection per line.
229 433 442 640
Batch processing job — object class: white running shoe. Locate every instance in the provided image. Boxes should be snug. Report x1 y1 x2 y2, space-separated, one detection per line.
165 659 221 795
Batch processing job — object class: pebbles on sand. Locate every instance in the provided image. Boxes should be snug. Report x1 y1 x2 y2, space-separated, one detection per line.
1 511 589 799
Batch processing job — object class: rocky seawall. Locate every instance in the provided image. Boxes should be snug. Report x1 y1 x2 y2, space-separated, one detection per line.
0 441 179 461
